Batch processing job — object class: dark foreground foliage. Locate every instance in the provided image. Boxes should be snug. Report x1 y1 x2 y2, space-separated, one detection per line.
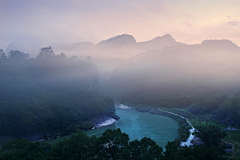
0 128 228 160
193 124 227 147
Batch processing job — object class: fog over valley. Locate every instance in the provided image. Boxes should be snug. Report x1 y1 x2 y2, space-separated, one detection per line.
1 0 240 159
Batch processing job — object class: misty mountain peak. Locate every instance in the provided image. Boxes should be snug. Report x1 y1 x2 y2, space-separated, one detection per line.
135 34 179 52
152 34 176 43
97 34 136 48
201 39 239 49
159 34 173 39
5 41 30 55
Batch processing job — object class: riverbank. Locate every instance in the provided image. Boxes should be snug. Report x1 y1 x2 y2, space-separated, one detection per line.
156 108 197 147
90 114 120 129
123 104 240 147
44 107 179 148
0 113 120 145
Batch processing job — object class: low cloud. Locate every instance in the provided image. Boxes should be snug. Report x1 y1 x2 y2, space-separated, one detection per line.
226 20 239 26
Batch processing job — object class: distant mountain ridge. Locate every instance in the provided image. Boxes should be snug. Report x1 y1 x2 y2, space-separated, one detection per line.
136 34 181 50
104 35 240 102
201 39 239 50
3 34 239 60
97 34 181 50
97 34 136 48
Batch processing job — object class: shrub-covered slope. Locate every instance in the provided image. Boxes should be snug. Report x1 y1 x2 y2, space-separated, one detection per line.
0 48 115 136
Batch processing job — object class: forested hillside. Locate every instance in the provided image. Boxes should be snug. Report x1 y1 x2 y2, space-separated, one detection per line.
0 47 115 137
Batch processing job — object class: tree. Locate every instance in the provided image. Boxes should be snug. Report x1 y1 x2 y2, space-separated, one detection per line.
0 129 229 160
0 49 7 59
97 129 164 160
86 56 92 63
57 53 66 59
230 98 240 123
8 50 29 60
50 130 97 160
70 55 78 61
98 128 130 159
193 124 226 147
164 141 179 160
37 46 55 59
129 137 163 160
0 139 47 160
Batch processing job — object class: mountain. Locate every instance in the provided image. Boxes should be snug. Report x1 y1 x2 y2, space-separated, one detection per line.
201 39 239 51
5 41 30 55
104 39 240 106
136 34 181 51
0 52 115 137
96 34 181 52
97 34 136 48
47 34 181 60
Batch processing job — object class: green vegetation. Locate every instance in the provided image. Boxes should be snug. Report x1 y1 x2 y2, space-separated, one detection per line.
0 48 115 138
223 131 240 144
233 144 240 159
193 124 227 147
0 128 229 160
189 117 226 128
122 94 240 131
172 108 191 114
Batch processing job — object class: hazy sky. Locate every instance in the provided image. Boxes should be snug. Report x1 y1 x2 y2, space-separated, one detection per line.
1 0 240 49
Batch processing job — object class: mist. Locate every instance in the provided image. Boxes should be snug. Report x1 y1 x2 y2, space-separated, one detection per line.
1 0 240 159
103 36 240 106
2 33 240 99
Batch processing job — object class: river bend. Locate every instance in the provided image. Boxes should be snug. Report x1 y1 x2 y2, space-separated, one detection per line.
85 108 179 148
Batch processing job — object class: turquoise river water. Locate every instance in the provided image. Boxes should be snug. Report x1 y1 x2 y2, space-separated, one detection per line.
85 108 179 148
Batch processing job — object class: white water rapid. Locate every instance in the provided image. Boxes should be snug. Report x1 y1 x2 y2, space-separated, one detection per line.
115 104 133 109
92 104 131 129
157 109 197 147
94 118 116 128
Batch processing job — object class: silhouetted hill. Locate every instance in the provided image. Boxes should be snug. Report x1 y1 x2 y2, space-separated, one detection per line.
46 34 182 60
97 34 136 48
136 34 181 51
201 39 239 51
96 34 181 52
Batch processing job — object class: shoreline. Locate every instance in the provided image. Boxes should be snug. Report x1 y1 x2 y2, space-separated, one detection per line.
0 113 120 144
3 104 195 146
44 105 195 145
156 109 197 147
91 114 120 129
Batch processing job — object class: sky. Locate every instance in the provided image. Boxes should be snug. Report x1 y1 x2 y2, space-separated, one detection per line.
0 0 240 49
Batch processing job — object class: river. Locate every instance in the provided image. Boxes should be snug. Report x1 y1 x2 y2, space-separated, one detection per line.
85 108 179 148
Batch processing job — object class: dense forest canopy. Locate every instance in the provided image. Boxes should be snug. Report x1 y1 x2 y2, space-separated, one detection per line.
0 47 115 137
0 128 227 160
